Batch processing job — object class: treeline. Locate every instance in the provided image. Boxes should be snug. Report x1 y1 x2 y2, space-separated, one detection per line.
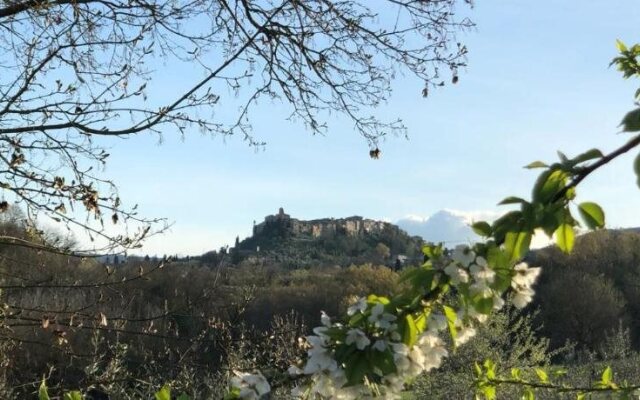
0 212 639 397
530 229 640 353
0 216 407 397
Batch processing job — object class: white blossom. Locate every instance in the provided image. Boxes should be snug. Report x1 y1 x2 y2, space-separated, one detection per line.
427 313 448 332
304 335 337 374
469 281 493 299
230 371 270 400
510 262 540 309
368 303 397 329
468 307 488 324
469 263 496 283
390 342 410 371
320 311 331 327
475 256 488 267
512 262 541 287
345 328 371 350
416 331 448 371
347 297 368 316
512 287 535 309
373 339 388 352
451 245 476 267
455 325 477 346
444 262 469 284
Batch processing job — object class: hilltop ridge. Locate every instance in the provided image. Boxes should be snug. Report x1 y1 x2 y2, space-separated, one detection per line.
231 208 424 268
252 207 393 239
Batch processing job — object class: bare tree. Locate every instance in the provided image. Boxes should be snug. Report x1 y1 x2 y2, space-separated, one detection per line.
0 0 473 253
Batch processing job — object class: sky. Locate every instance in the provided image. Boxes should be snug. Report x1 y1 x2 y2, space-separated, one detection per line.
94 1 640 256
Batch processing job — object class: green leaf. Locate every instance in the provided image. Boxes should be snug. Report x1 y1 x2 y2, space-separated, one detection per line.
408 268 435 290
443 305 458 343
471 221 492 237
557 151 569 163
532 169 568 204
348 312 366 328
564 186 577 200
535 368 549 383
482 384 496 400
344 352 369 386
601 366 613 385
177 394 191 400
474 296 494 315
491 210 523 244
223 387 241 400
401 314 418 346
621 108 640 132
504 231 532 262
370 349 397 376
39 379 50 400
539 204 564 237
497 196 527 205
572 148 604 164
422 243 444 259
555 223 575 253
155 385 171 400
334 342 358 363
63 392 83 400
483 359 496 379
578 202 605 229
486 245 509 271
414 311 428 332
493 268 513 292
552 368 568 377
474 362 482 377
522 388 535 400
525 161 548 169
617 39 628 52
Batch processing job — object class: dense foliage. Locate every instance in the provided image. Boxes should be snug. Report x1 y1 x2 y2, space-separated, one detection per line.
531 230 640 352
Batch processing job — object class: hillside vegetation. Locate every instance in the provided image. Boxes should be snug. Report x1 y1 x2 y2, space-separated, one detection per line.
1 211 640 397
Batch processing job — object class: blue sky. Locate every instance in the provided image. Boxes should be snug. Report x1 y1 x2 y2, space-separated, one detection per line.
99 1 640 256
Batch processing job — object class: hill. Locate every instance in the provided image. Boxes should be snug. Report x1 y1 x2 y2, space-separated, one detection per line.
229 208 424 268
528 228 640 351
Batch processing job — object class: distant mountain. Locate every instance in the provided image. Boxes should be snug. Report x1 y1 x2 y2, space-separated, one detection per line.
396 209 499 245
396 209 559 249
230 208 424 268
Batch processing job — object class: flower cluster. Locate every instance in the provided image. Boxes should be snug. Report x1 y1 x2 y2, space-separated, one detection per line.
445 245 540 311
289 297 452 399
511 261 541 308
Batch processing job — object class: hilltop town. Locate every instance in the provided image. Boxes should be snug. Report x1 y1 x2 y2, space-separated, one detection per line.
231 208 424 268
253 208 391 239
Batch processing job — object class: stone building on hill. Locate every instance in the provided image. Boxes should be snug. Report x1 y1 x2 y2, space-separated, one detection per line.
253 208 389 238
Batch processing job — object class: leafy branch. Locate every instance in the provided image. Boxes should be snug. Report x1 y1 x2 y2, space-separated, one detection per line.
475 360 640 400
